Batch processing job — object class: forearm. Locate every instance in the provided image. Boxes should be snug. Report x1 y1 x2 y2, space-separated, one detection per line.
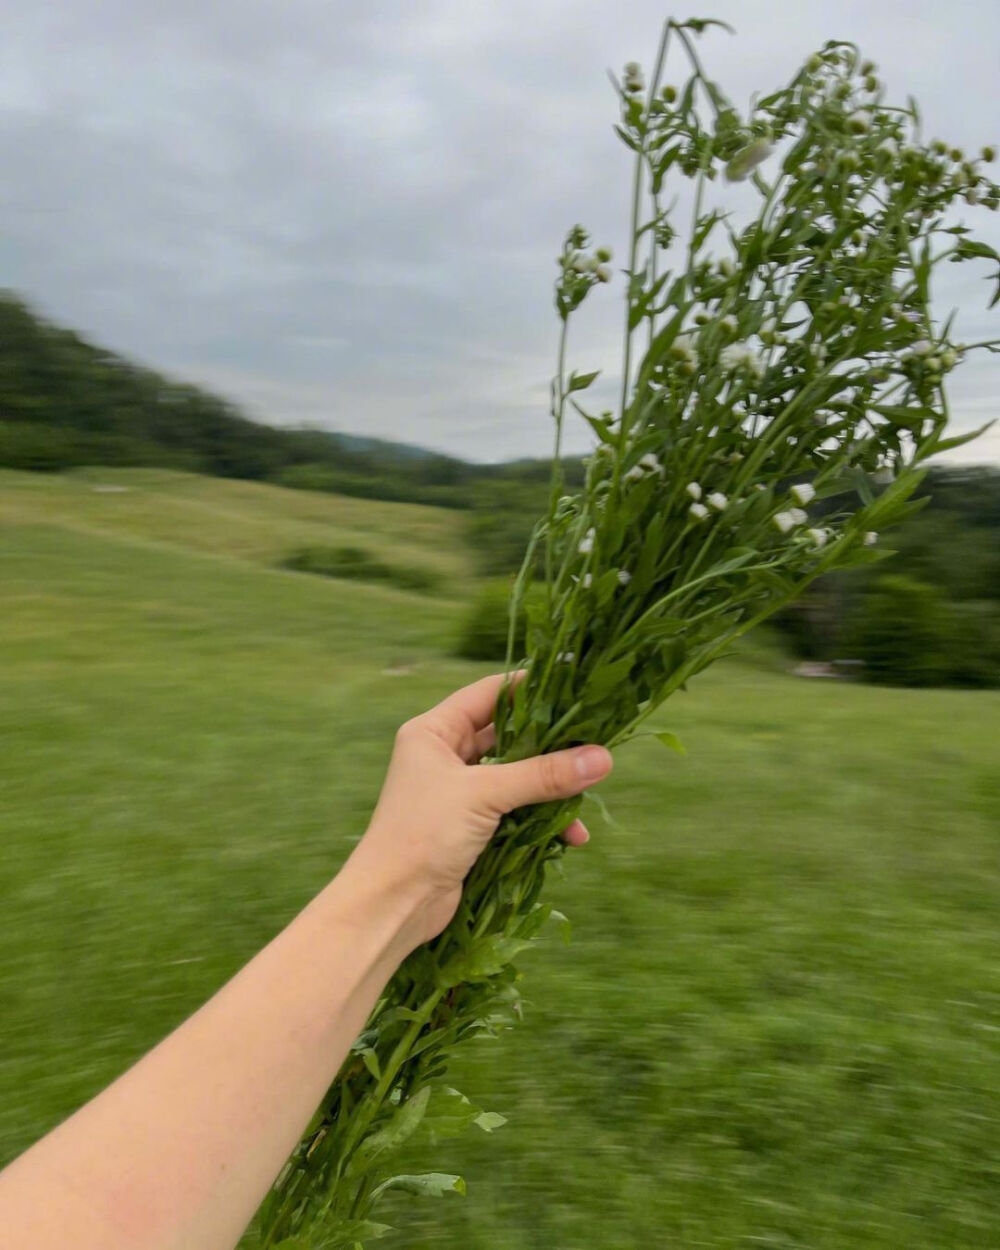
0 849 425 1250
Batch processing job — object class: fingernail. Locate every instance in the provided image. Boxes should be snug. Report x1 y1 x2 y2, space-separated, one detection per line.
575 745 611 781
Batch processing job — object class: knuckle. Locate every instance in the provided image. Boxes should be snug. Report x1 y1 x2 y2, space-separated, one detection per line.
394 717 421 748
538 752 563 798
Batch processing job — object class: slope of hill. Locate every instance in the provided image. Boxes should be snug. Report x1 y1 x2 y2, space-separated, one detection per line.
0 291 585 509
1 467 998 1247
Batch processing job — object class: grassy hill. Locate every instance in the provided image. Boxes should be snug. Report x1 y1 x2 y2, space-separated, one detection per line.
1 469 998 1247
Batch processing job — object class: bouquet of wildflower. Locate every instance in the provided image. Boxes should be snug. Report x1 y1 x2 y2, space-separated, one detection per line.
253 17 998 1249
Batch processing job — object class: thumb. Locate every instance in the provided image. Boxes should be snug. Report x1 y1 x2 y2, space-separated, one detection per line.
482 745 613 814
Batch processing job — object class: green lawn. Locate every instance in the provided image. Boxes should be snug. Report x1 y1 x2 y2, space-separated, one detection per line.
1 469 998 1248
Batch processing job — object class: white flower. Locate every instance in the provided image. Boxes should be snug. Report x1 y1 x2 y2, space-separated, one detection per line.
670 333 697 363
806 527 828 547
720 342 763 377
910 339 932 357
596 264 613 283
689 502 709 521
772 510 796 534
848 111 871 133
725 137 774 182
707 491 728 511
616 569 632 585
623 61 642 78
720 315 738 334
578 528 596 554
877 138 897 159
585 255 601 273
873 466 893 485
582 573 593 588
685 481 703 501
639 453 663 472
789 507 809 526
557 650 576 663
791 482 815 506
569 252 588 273
863 531 878 546
625 465 644 481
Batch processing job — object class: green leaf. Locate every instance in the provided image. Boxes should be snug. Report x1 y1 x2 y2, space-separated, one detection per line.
568 370 600 393
421 1087 483 1143
475 1110 508 1132
920 419 995 458
653 730 687 755
585 652 636 700
349 1086 431 1172
437 934 534 987
872 403 934 429
574 406 617 445
372 1173 466 1201
358 1047 381 1081
953 238 1000 263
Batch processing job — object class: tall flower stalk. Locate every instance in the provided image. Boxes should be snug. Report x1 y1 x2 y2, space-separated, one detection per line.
252 18 998 1249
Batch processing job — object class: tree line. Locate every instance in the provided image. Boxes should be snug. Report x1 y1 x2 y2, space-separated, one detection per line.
2 290 996 686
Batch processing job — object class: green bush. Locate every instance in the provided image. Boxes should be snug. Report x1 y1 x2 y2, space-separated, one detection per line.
280 545 439 593
850 575 999 689
455 578 532 661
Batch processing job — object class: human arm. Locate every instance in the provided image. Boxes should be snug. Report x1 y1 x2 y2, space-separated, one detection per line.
0 672 612 1250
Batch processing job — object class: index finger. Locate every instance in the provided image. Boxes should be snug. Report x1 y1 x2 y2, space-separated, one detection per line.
426 669 525 740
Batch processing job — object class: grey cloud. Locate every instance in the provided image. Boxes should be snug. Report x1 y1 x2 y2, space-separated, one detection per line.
2 0 998 461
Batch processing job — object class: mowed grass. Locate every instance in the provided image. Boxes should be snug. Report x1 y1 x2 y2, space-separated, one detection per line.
1 469 998 1248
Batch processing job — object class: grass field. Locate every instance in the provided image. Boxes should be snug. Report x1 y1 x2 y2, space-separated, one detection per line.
2 468 998 1248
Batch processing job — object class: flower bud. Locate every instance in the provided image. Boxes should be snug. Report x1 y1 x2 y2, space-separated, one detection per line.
596 245 612 262
720 315 738 334
707 491 728 511
982 145 996 163
685 481 703 501
724 137 774 182
689 502 709 521
661 85 677 103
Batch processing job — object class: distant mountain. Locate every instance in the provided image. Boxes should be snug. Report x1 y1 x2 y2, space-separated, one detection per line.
0 291 504 506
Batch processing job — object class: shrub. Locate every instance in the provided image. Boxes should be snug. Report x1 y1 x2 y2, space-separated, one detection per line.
280 545 439 593
455 578 540 661
848 574 1000 688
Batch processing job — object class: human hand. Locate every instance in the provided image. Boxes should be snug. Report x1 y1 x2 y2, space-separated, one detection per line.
346 672 613 950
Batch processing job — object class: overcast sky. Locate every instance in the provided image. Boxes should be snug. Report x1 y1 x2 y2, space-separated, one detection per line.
2 0 998 463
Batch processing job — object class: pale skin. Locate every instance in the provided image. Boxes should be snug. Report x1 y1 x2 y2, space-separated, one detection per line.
0 672 613 1250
